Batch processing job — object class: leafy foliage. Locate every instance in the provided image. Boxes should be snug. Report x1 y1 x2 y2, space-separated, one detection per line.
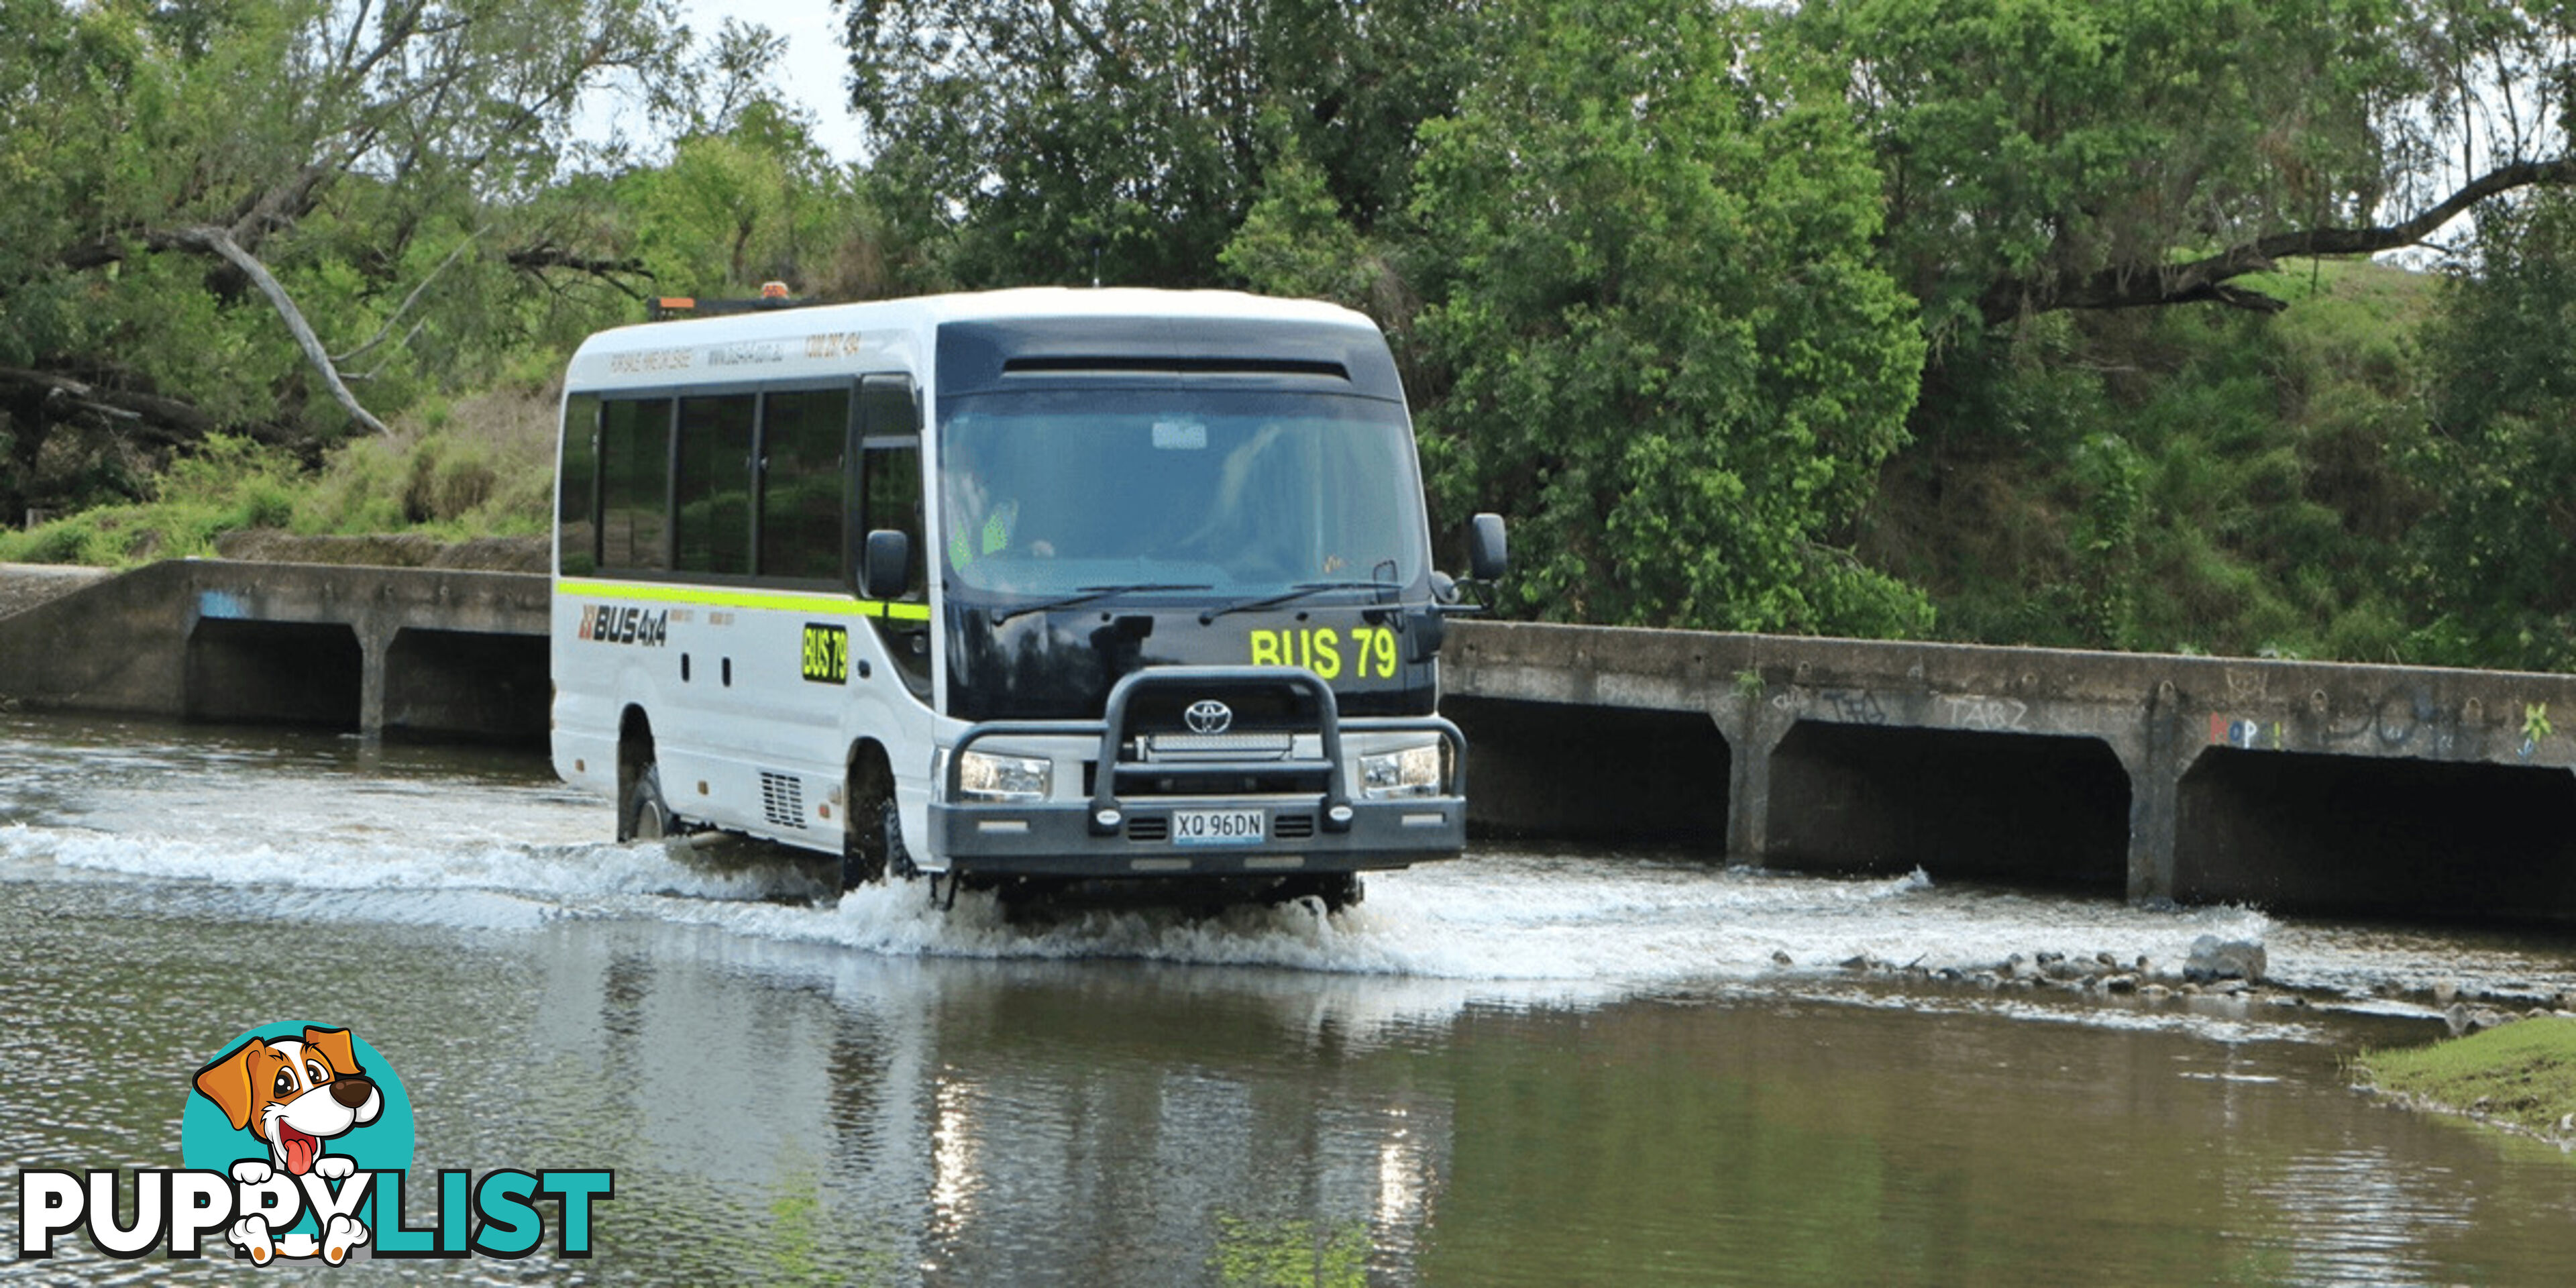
1408 0 1929 635
1801 0 2402 332
19 0 2576 678
1867 263 2434 659
0 0 691 521
842 0 1483 288
2404 193 2576 670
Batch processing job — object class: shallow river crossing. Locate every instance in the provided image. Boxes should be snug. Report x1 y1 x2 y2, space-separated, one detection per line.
5 715 2576 1284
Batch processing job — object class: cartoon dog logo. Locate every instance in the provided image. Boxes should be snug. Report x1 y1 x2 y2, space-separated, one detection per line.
191 1026 382 1265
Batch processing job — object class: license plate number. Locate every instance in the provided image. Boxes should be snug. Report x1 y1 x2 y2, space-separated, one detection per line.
1170 809 1265 845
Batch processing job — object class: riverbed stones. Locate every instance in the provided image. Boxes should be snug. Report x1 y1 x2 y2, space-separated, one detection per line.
2185 936 2268 983
2438 1003 2518 1036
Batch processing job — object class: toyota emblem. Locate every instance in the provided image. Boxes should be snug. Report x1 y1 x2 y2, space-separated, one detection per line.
1184 699 1234 735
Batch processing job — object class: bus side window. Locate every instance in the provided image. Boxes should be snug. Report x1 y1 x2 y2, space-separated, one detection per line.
600 397 672 571
757 388 851 581
862 441 925 598
558 394 600 576
856 376 925 600
674 394 756 576
855 376 930 692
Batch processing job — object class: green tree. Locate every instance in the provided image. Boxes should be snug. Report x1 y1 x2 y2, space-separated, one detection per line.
0 0 686 524
618 103 868 299
1407 0 1929 635
2406 193 2576 669
1799 0 2576 333
842 0 1483 289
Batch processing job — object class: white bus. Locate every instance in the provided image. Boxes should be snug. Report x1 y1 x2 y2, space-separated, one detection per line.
549 288 1504 907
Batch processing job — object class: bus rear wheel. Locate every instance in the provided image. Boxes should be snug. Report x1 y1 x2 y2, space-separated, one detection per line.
621 765 674 842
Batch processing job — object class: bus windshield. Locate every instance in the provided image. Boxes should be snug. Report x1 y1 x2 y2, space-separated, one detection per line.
936 388 1430 599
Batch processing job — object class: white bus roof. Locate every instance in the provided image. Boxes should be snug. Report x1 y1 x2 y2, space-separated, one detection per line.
566 288 1384 393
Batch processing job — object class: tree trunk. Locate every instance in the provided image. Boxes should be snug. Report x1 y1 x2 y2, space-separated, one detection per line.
3 383 53 531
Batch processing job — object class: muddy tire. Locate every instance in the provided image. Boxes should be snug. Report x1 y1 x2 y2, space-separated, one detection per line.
841 796 887 890
1317 872 1364 912
883 796 919 880
1270 871 1364 912
620 765 674 843
842 794 918 890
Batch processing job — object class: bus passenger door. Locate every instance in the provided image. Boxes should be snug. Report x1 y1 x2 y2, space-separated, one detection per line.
856 374 929 696
848 376 934 844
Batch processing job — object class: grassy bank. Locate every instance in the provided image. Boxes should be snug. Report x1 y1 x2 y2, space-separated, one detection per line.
1866 259 2438 662
2355 1018 2576 1144
0 378 557 569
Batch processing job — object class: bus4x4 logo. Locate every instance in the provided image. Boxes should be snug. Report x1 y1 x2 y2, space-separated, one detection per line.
15 1022 611 1265
577 603 667 647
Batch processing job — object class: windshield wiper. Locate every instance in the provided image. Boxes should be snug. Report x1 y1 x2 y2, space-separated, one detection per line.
1197 580 1396 625
987 583 1214 627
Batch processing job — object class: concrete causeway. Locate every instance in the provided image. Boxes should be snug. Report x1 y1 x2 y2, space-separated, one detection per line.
3 561 2571 919
0 559 547 742
1447 621 2576 919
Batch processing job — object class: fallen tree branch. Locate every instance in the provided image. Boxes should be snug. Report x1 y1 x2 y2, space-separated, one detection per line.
0 366 219 438
506 242 653 299
334 225 485 366
1981 155 2576 325
169 225 390 435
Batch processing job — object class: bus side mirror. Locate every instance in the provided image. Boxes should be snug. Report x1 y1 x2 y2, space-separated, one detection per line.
1468 513 1509 582
863 529 912 600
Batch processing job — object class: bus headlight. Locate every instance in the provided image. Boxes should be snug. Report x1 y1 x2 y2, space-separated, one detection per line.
1358 743 1443 800
957 750 1052 802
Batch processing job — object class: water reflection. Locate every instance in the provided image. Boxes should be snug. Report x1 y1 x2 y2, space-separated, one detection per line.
929 1077 978 1242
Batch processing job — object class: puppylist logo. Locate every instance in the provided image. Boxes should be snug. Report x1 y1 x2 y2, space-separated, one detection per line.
17 1022 611 1265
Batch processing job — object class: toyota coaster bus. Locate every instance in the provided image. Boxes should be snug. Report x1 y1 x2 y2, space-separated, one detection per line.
549 288 1505 908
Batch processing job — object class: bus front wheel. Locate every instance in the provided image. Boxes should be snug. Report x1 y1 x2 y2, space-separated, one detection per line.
883 798 919 881
843 795 916 890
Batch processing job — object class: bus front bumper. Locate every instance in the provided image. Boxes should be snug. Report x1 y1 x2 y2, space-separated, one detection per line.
928 664 1468 880
932 794 1466 879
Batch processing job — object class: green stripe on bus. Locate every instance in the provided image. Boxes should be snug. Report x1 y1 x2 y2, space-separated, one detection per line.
557 578 930 621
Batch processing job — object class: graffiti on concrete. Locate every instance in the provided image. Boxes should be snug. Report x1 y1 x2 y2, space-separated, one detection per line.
1941 696 2031 732
2208 716 2277 751
2224 669 2266 704
1770 687 1890 726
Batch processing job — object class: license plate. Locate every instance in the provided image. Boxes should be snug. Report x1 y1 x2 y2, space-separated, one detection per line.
1169 808 1265 845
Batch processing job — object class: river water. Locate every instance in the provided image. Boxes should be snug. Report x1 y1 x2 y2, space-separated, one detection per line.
5 714 2576 1285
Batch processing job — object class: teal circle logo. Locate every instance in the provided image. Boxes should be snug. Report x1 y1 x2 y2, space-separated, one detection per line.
181 1023 415 1177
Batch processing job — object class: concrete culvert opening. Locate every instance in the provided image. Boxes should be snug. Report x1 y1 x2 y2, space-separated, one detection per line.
186 619 364 730
1766 722 2131 894
383 627 550 744
2177 748 2576 923
1443 696 1729 848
